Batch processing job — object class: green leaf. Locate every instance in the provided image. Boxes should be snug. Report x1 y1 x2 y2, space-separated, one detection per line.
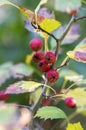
0 103 17 125
34 106 67 120
54 0 81 13
66 122 84 130
0 62 33 86
0 0 34 19
66 87 86 112
39 18 61 33
0 0 20 9
11 63 33 78
5 81 56 94
81 0 86 4
0 62 13 86
67 38 86 63
60 69 83 82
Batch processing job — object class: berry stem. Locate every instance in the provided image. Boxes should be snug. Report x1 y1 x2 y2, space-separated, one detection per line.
56 57 70 70
60 111 77 128
31 22 58 41
44 36 49 52
61 79 68 90
65 79 82 94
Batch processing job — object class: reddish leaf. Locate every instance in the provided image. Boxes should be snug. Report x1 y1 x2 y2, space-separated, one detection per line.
75 51 86 62
67 38 86 63
5 81 27 94
5 81 56 94
38 8 54 19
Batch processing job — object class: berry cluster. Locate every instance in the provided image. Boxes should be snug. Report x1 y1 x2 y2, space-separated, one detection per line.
29 38 59 83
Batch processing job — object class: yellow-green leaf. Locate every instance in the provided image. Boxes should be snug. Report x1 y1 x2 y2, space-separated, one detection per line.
0 0 34 20
39 18 61 33
67 38 86 63
66 87 86 112
5 81 56 94
66 122 84 130
60 68 83 82
0 103 17 125
25 53 33 64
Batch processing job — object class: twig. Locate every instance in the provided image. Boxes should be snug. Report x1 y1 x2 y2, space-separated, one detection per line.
30 14 86 115
56 58 70 70
14 103 31 109
60 16 75 42
50 120 62 130
31 22 58 42
75 15 86 21
60 15 86 42
31 78 48 114
31 15 86 65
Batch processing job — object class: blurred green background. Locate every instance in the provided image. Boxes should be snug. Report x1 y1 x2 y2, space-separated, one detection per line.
0 0 86 129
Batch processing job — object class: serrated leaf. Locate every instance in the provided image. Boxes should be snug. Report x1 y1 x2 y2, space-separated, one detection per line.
54 0 81 13
0 62 13 86
39 18 61 33
34 106 67 120
5 81 56 94
60 69 83 82
66 122 84 130
67 38 86 63
66 87 86 112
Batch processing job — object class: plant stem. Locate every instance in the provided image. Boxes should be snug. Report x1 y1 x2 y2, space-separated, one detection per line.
60 16 75 42
61 79 68 90
32 15 86 67
60 15 86 42
75 15 86 21
60 111 77 128
32 79 48 115
44 36 49 52
56 57 70 70
31 22 58 41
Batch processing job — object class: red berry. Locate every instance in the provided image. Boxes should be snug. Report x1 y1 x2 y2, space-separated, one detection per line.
46 69 59 83
0 90 9 101
64 97 76 108
29 38 42 51
42 98 51 106
70 9 78 15
32 52 44 63
45 51 56 64
38 60 51 72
